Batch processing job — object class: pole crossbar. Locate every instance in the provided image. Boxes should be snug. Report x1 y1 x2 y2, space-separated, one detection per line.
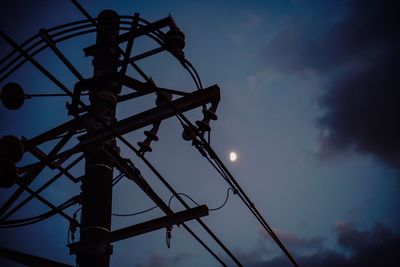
69 205 209 254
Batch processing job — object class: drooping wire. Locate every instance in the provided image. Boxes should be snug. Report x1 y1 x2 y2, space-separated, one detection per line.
168 193 200 208
113 187 235 219
0 194 80 228
112 206 158 217
209 188 236 211
167 189 235 212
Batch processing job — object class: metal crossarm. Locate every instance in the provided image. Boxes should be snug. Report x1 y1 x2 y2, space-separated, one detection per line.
69 205 209 254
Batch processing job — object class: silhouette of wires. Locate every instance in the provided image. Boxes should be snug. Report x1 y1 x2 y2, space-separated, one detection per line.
112 206 158 217
0 194 80 228
167 189 236 212
0 3 300 266
112 173 125 186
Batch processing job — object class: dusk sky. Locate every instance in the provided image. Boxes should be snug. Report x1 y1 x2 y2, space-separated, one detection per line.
1 0 399 266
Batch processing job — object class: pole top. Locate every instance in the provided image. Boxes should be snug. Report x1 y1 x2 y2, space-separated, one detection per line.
98 10 119 20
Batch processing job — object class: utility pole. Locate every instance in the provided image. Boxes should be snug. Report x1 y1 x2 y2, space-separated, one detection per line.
0 5 222 266
78 10 120 267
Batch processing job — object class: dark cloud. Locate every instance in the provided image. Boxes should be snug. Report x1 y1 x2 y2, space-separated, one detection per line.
242 222 400 267
264 0 400 169
317 0 400 169
257 228 323 255
134 252 190 267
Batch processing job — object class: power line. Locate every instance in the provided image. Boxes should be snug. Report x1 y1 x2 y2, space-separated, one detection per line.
0 4 296 266
136 154 243 266
0 194 80 228
170 58 300 266
1 154 84 221
201 141 300 267
67 2 244 266
167 188 235 212
209 188 236 212
62 4 274 265
1 28 232 267
112 206 158 217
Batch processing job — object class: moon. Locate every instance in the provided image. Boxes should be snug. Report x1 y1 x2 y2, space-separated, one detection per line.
229 151 237 162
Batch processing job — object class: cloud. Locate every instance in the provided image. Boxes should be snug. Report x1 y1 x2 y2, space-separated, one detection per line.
236 228 323 266
242 222 400 267
135 252 190 267
263 0 400 170
316 0 400 169
228 10 262 46
273 230 323 251
260 227 324 254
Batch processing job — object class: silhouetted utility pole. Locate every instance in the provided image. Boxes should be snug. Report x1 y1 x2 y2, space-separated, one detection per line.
78 10 120 267
0 5 220 267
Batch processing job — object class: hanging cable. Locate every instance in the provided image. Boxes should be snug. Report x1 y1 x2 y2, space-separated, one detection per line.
112 206 158 217
0 194 80 228
209 188 236 211
168 192 200 208
1 4 272 266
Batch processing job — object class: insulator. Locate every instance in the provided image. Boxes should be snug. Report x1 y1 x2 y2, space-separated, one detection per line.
137 141 152 153
0 158 18 188
155 92 172 107
0 135 24 163
1 83 25 110
182 125 196 141
166 27 185 50
196 120 211 132
202 109 218 120
144 130 159 141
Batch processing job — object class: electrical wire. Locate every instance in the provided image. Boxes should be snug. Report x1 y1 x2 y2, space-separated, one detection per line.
184 59 204 90
167 188 235 212
202 142 300 267
0 16 168 82
112 173 125 186
112 206 158 217
0 195 80 228
209 188 235 211
1 154 84 221
1 4 287 266
162 53 300 264
1 27 233 267
69 4 247 265
134 156 242 266
113 186 235 218
173 58 301 267
168 193 200 208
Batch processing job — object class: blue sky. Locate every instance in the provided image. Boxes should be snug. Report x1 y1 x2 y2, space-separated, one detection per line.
1 0 399 266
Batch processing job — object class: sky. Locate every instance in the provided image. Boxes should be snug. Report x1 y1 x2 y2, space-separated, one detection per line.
0 0 399 266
